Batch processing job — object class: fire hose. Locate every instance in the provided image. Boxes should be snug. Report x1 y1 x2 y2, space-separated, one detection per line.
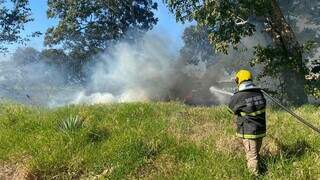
210 87 320 134
260 90 320 134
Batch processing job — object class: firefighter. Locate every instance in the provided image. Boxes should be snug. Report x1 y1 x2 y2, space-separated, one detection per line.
228 70 266 176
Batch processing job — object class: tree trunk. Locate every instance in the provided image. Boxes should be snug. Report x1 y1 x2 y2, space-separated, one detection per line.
267 0 308 105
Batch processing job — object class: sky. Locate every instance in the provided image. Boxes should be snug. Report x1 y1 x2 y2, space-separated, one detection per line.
6 1 189 54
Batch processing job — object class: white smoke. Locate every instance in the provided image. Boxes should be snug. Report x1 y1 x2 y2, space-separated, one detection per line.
66 34 178 105
0 57 68 105
0 33 184 107
68 26 271 106
0 28 276 107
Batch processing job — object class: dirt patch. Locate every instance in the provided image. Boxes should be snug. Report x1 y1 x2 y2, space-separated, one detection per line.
0 161 35 180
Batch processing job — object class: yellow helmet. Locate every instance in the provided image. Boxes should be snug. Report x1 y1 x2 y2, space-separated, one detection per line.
235 70 252 85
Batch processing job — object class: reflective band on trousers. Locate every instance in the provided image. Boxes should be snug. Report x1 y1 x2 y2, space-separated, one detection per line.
236 133 266 139
240 108 265 117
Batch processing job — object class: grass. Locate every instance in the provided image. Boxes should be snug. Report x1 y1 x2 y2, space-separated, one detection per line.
0 102 319 179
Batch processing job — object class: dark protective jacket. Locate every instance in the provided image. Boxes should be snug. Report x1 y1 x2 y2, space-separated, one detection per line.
228 81 266 139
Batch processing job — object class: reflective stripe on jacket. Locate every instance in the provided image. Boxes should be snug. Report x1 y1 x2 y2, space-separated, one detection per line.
240 108 265 117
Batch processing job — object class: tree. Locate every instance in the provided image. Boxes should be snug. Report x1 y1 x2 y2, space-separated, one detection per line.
280 0 320 44
0 0 33 52
40 48 69 65
39 49 81 83
279 0 320 98
180 25 216 65
45 0 158 59
12 47 39 65
165 0 311 105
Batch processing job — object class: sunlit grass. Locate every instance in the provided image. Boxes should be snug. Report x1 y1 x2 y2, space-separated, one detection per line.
0 102 319 179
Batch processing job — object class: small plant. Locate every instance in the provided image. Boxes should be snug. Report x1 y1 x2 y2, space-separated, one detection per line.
58 115 84 133
86 126 110 143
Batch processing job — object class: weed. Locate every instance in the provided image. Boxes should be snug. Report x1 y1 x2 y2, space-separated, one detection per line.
58 115 84 133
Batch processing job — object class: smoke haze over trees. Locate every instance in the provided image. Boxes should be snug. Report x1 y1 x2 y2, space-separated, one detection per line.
179 26 216 66
165 0 320 105
0 0 320 106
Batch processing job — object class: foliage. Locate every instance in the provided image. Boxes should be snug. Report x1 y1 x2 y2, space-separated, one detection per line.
11 47 70 66
39 49 69 65
165 0 318 55
165 0 270 53
279 0 320 98
180 25 216 65
8 47 86 83
165 0 319 104
0 0 39 52
11 47 40 65
39 49 77 80
280 0 320 45
251 45 308 79
45 0 158 59
303 41 320 98
1 102 320 179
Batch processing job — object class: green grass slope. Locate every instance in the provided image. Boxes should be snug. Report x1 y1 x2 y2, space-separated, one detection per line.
0 102 319 179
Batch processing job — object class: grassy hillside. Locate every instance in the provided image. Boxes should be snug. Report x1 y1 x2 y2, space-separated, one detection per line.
0 102 319 179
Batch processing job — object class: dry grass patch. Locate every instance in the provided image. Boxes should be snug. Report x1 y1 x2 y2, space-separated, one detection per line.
189 122 220 144
128 154 177 179
0 159 35 180
144 154 177 179
260 137 282 157
167 107 225 145
215 136 243 155
83 166 115 180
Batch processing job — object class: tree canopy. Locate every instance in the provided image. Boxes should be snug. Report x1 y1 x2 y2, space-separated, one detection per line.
0 0 33 52
165 0 269 53
45 0 158 59
165 0 318 104
280 0 320 83
180 26 216 65
12 46 39 65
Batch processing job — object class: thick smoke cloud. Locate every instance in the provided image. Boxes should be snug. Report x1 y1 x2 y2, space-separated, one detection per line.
0 28 275 107
70 34 179 105
1 33 229 107
1 23 317 107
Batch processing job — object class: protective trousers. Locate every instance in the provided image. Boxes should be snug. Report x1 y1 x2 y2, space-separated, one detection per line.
242 138 263 175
